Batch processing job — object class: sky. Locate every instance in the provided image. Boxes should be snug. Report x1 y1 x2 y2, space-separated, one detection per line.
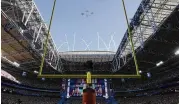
34 0 142 52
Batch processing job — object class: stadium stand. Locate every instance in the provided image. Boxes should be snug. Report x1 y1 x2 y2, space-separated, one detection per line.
119 93 179 104
2 93 59 104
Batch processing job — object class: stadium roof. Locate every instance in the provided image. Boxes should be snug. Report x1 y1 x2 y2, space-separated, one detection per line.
59 51 115 62
1 0 179 75
59 51 115 55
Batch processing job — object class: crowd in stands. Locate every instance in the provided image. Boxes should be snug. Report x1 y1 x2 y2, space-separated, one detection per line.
1 63 178 104
115 67 179 91
1 71 62 90
118 93 179 104
12 73 61 89
1 86 60 97
2 91 179 104
1 93 59 104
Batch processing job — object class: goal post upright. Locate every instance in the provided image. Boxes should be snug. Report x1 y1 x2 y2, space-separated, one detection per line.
38 0 141 79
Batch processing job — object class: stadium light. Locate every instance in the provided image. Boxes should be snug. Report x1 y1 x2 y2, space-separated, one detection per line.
34 70 39 74
13 62 20 67
42 78 45 81
121 78 125 82
147 72 151 78
22 71 27 76
175 49 179 55
156 61 163 66
139 70 142 74
2 56 20 68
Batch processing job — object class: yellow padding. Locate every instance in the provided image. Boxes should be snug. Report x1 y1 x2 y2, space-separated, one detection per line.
86 72 91 84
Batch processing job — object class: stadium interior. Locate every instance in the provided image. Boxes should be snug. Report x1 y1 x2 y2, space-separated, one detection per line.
1 0 179 104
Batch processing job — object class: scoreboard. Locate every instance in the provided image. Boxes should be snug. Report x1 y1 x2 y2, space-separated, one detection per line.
66 79 108 98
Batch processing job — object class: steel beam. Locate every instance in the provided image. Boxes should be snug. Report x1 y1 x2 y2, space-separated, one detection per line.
35 23 42 42
24 3 34 26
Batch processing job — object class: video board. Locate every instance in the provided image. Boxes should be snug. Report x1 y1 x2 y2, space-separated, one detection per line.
68 79 105 97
